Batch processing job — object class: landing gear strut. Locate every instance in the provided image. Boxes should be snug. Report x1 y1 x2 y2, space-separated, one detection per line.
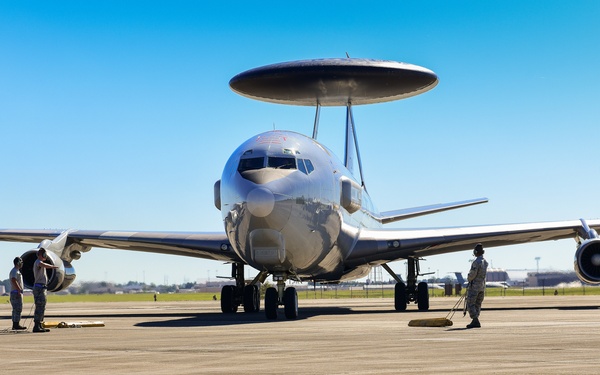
383 257 430 311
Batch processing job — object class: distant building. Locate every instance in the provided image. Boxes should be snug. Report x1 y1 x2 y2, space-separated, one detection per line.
527 271 579 287
487 268 510 282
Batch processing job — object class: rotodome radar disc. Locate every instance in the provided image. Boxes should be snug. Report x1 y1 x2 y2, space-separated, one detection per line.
229 58 438 106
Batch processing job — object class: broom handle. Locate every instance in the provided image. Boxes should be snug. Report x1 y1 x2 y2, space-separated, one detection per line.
446 292 466 320
462 283 471 317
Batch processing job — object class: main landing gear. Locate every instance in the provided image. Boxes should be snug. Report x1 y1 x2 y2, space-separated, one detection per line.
220 263 264 314
382 257 430 311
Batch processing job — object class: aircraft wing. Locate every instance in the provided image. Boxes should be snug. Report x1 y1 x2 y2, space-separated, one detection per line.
346 219 600 266
0 229 242 263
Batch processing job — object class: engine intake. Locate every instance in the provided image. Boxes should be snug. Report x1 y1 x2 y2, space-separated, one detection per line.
20 249 76 292
574 239 600 284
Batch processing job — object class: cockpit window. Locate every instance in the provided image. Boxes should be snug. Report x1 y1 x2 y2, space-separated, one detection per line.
297 159 315 175
267 157 296 169
297 159 307 174
238 157 265 172
304 159 314 174
238 156 311 174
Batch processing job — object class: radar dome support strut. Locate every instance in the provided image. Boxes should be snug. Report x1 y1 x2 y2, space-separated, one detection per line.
345 102 366 189
312 102 321 140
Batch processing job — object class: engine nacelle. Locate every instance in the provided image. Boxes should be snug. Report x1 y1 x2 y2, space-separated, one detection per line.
574 239 600 284
20 249 76 292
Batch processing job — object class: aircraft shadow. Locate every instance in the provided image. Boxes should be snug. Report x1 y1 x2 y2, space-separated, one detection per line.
134 306 402 327
132 306 489 327
26 305 402 328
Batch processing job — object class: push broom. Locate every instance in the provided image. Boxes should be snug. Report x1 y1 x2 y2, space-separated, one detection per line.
408 289 466 327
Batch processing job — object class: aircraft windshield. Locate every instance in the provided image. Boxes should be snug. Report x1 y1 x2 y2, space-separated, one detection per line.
238 156 309 173
238 157 265 172
267 157 296 169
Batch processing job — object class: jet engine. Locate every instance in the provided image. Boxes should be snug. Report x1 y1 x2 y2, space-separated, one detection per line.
574 238 600 284
20 249 76 292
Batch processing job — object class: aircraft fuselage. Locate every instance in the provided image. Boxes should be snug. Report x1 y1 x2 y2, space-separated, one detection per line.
220 130 378 281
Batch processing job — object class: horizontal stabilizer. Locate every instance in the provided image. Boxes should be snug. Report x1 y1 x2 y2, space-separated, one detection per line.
377 198 488 224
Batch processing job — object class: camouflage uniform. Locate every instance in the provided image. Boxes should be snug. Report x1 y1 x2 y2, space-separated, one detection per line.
466 255 488 320
33 258 48 324
9 265 24 325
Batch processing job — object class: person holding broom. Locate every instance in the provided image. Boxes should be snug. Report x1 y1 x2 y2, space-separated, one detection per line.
466 243 488 328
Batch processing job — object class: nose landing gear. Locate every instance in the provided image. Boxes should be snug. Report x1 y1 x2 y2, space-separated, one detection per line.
265 273 298 320
219 264 298 319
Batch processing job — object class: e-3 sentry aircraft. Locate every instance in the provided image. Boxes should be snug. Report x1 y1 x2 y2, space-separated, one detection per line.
2 58 600 320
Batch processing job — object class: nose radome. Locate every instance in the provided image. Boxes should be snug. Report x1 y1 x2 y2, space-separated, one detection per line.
247 187 275 217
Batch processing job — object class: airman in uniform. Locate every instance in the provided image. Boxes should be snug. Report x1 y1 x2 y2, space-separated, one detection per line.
32 248 59 333
9 257 27 330
466 243 488 328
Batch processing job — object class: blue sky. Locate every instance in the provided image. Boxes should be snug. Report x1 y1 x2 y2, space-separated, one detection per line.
1 1 599 285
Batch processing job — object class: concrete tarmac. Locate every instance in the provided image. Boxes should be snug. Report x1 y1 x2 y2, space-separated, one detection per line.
2 295 600 374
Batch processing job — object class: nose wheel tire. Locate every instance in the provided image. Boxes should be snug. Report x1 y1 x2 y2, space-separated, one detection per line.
283 287 298 319
265 287 278 319
264 286 298 319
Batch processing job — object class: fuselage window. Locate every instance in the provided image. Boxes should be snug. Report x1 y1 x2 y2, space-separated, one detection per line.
267 157 296 169
238 157 265 172
304 159 315 174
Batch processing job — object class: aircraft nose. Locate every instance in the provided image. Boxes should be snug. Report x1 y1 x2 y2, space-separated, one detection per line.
247 187 275 217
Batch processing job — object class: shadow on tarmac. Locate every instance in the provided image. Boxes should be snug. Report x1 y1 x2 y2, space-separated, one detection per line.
138 305 397 327
9 302 595 328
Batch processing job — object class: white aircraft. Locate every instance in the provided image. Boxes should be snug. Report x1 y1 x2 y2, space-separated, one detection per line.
2 58 600 320
454 272 510 289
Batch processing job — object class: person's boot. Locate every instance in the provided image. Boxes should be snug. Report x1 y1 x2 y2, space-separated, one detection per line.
32 321 48 333
466 318 481 329
12 321 27 330
40 322 50 332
